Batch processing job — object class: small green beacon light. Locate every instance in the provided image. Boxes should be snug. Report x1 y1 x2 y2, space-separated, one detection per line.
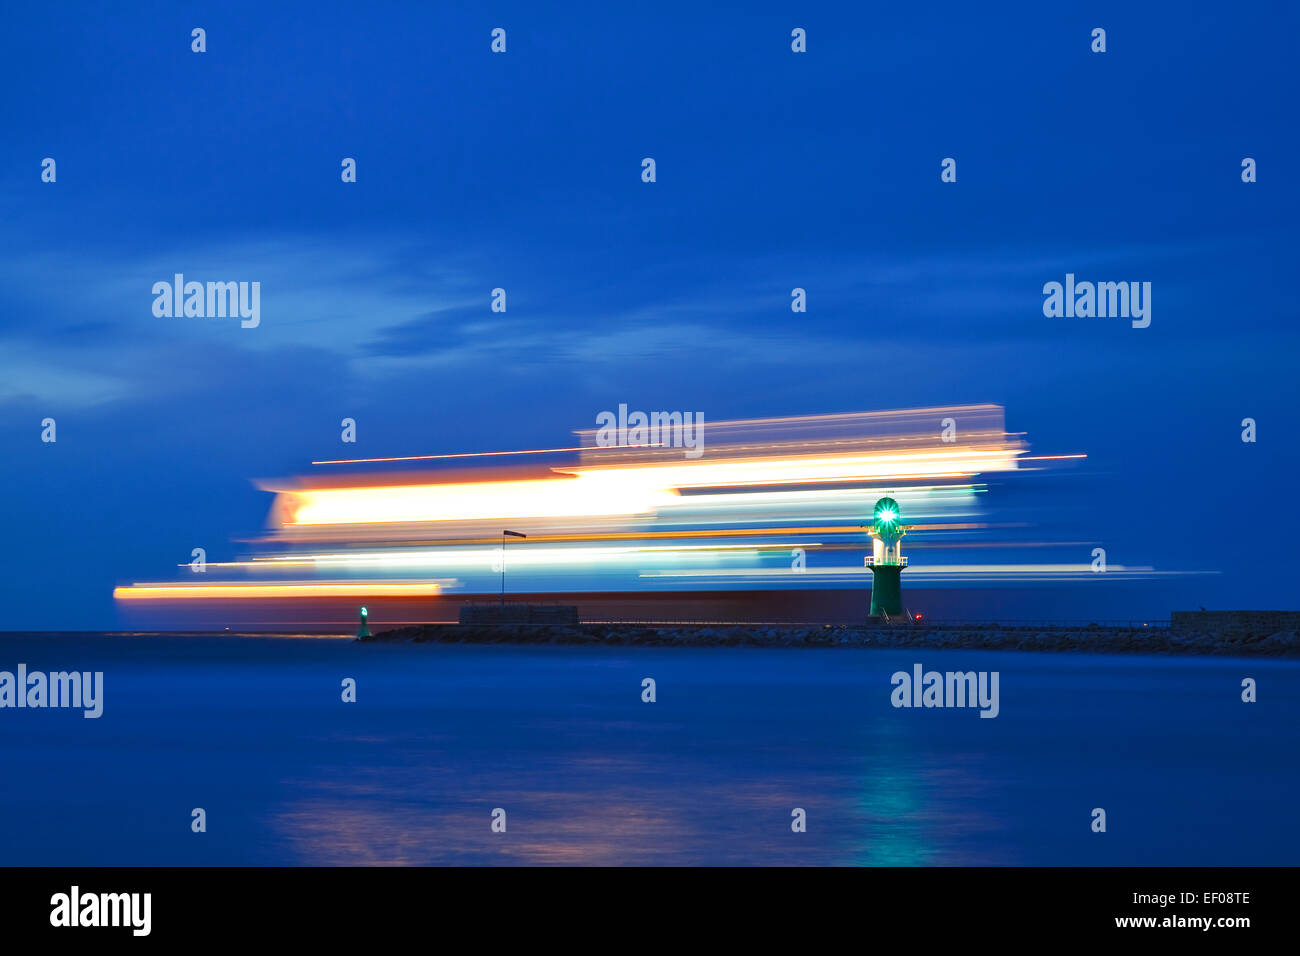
867 497 907 619
357 605 372 639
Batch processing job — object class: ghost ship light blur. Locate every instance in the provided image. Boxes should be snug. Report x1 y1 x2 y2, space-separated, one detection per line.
112 404 1114 631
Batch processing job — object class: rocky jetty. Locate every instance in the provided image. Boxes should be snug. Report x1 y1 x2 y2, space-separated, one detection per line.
360 622 1300 657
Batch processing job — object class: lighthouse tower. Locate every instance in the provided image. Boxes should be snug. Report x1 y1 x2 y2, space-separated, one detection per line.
866 496 908 619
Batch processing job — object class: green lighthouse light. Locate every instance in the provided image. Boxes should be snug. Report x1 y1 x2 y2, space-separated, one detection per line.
873 497 903 538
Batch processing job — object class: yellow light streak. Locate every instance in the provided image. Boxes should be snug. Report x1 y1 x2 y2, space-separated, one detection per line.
283 448 1020 527
114 582 444 600
312 444 664 465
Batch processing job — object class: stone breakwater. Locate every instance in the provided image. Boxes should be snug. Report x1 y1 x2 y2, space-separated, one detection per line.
361 623 1300 657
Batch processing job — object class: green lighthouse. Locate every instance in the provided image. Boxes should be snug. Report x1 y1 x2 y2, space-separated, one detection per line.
866 497 908 619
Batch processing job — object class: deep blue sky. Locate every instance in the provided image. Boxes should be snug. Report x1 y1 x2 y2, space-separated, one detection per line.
2 2 1297 627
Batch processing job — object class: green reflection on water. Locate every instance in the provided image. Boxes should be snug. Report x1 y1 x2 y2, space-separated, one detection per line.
847 726 936 866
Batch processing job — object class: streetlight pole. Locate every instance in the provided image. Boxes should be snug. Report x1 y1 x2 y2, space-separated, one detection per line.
501 530 526 605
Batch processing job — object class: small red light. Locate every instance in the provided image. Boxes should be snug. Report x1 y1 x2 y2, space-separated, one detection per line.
914 613 922 621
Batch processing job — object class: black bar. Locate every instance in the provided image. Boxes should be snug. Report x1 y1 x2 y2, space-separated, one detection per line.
0 866 1282 942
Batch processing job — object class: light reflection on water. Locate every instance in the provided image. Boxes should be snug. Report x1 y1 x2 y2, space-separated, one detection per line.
0 634 1296 865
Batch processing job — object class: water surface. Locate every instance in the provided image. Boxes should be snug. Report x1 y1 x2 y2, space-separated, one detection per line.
0 634 1294 865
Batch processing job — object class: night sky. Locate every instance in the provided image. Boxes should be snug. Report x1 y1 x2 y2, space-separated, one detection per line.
2 2 1296 628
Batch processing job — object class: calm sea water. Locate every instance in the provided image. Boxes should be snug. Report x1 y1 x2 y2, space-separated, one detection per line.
0 633 1295 865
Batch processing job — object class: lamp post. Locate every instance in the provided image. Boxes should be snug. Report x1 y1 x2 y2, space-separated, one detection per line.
500 530 526 605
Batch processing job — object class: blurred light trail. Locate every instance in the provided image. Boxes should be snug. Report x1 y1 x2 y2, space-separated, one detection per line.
311 443 664 465
115 404 1183 629
640 565 1172 579
283 451 1017 527
196 522 992 559
114 582 448 600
